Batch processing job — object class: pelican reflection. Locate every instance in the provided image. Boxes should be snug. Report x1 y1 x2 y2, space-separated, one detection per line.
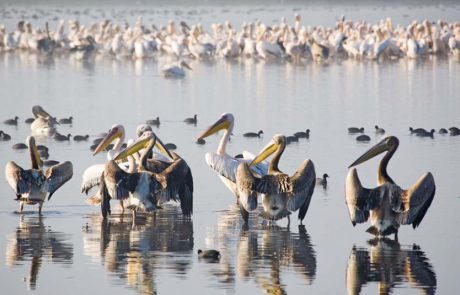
346 239 436 295
82 205 194 294
203 204 316 292
5 215 73 290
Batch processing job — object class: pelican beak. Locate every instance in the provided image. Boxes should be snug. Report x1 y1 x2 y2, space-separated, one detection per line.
153 135 174 160
32 142 43 168
250 139 278 166
114 134 152 161
349 138 389 168
197 116 229 140
93 127 122 156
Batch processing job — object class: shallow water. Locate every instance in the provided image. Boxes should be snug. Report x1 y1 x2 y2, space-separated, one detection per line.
0 3 460 295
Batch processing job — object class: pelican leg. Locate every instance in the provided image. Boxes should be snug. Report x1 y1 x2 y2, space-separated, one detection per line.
38 202 43 215
287 215 291 228
120 200 124 215
19 201 24 213
394 230 399 242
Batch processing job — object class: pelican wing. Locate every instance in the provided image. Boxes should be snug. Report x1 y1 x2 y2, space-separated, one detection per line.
346 246 372 295
345 168 381 225
398 172 435 228
43 161 73 200
154 158 188 202
205 152 267 183
81 164 105 194
235 162 259 212
287 159 316 213
178 167 193 216
104 161 138 200
404 245 437 292
5 161 31 197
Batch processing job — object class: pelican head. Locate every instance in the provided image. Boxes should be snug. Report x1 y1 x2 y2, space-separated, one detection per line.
180 61 192 70
114 131 173 161
27 136 42 168
250 134 286 166
32 105 51 119
136 124 153 138
197 113 234 140
349 136 399 168
93 124 125 155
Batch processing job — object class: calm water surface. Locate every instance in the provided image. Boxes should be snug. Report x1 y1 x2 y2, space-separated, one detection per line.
0 3 459 295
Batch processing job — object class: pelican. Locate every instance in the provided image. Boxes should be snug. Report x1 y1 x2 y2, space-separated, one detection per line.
236 134 316 225
30 105 59 134
5 136 73 214
114 131 193 217
345 136 435 238
196 113 268 220
162 60 192 78
4 116 19 125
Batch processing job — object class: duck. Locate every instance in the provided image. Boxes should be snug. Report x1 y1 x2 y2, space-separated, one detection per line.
294 129 310 139
316 173 329 188
0 131 12 141
4 116 19 125
12 143 28 150
438 128 448 134
74 135 89 141
54 133 72 141
243 130 263 138
409 127 427 135
449 127 460 136
348 127 364 134
25 118 35 124
375 125 385 134
146 117 160 126
184 114 198 124
58 117 73 124
356 135 371 142
416 129 435 138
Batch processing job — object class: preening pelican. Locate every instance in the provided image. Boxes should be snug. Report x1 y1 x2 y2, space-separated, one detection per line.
115 131 193 217
5 136 73 213
30 105 59 134
345 136 435 238
236 134 316 224
197 113 268 209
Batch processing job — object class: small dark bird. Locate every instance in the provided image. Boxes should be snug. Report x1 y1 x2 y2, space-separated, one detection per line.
416 129 435 138
165 143 177 150
36 145 48 152
409 127 427 134
198 249 221 259
58 116 73 124
286 135 298 144
438 128 448 134
54 133 72 141
38 149 49 159
12 143 28 150
316 173 329 188
4 116 19 125
196 138 206 145
348 127 364 134
74 135 89 141
234 154 244 159
449 127 460 136
184 114 197 124
25 118 35 124
243 130 263 138
146 117 160 126
43 160 60 166
93 137 104 145
294 129 310 139
0 130 11 141
374 125 385 134
356 134 371 142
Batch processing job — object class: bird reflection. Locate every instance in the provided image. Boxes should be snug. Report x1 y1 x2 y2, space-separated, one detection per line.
203 204 316 292
346 239 437 295
5 215 73 290
82 205 194 295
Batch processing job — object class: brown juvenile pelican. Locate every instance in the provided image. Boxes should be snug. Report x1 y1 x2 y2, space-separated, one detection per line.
345 136 435 238
374 125 385 134
243 130 263 138
348 127 364 134
0 131 11 141
5 136 73 214
146 117 160 126
58 117 73 124
236 134 316 225
196 113 268 220
114 131 193 217
356 134 371 142
184 114 197 124
294 129 310 139
4 116 19 125
316 173 329 188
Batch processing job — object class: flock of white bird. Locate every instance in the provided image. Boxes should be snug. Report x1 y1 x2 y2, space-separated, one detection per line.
1 15 460 76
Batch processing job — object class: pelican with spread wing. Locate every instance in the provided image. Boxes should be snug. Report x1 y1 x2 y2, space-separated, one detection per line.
345 136 435 238
5 136 73 213
236 134 316 225
196 113 268 221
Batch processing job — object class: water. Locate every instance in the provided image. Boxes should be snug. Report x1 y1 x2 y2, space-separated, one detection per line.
0 3 459 295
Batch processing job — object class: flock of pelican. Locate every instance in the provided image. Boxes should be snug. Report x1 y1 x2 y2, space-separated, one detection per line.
1 15 459 76
3 106 441 239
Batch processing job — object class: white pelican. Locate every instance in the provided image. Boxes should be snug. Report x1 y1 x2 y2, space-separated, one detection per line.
236 134 316 225
5 136 73 214
30 105 59 135
346 136 435 238
114 131 193 216
161 60 192 78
